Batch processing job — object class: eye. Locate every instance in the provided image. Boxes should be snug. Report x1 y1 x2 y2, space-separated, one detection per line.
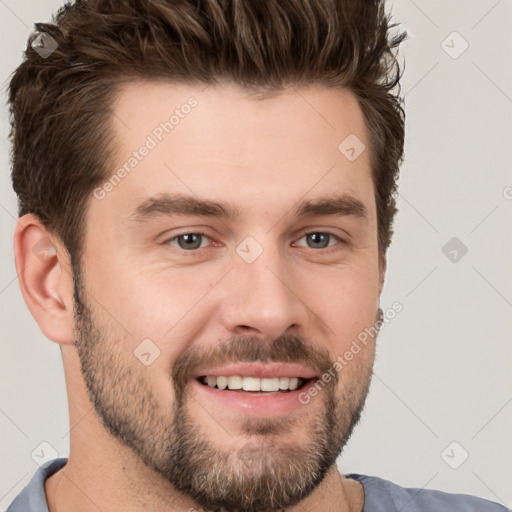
164 232 211 251
294 232 345 250
162 231 346 253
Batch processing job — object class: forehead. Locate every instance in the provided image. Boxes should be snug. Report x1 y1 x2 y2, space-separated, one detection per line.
95 80 375 224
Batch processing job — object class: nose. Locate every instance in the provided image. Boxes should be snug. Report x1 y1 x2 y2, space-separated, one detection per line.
219 242 308 341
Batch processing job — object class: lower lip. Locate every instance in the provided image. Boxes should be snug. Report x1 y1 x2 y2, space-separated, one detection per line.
190 378 317 417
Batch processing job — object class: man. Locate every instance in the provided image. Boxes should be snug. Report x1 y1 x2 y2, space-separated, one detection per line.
5 0 507 511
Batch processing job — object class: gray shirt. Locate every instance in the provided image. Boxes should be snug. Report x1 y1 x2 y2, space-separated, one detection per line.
6 458 509 511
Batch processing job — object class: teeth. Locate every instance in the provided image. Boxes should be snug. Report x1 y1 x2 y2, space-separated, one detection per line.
261 377 280 392
201 375 305 392
227 376 243 390
279 377 290 390
288 377 299 391
243 376 260 391
216 376 228 390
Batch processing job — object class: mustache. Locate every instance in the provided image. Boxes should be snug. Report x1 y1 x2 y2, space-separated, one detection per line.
171 333 336 402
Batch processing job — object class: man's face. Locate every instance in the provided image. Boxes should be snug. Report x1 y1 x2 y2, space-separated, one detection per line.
74 81 383 511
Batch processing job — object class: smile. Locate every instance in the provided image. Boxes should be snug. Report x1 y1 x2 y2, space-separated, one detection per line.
198 375 311 393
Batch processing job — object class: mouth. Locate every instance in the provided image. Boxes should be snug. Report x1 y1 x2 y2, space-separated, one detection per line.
196 375 315 394
190 363 320 417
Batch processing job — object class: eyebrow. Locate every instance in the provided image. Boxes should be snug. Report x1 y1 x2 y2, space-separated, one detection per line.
127 192 368 224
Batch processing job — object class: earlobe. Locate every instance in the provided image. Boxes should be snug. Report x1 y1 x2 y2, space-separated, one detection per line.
13 214 76 345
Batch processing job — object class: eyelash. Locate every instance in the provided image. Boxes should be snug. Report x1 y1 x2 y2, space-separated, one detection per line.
163 230 347 254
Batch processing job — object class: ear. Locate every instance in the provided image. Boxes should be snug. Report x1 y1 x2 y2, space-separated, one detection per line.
13 214 75 345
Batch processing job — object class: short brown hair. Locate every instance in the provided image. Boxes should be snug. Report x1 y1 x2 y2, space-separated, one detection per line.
9 0 406 269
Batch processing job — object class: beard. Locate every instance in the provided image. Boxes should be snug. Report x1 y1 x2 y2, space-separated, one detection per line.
72 267 377 512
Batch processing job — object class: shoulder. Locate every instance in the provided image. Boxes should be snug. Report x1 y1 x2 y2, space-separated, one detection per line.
346 473 509 512
6 458 68 512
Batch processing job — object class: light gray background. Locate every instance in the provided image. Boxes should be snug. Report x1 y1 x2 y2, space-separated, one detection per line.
1 0 511 510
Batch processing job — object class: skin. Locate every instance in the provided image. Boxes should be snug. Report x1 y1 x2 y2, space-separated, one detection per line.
14 81 385 512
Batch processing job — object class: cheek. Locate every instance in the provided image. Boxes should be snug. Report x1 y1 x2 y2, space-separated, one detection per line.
94 266 223 371
306 263 380 347
85 250 209 330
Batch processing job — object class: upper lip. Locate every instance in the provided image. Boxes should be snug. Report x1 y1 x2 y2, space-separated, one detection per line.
193 362 318 380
